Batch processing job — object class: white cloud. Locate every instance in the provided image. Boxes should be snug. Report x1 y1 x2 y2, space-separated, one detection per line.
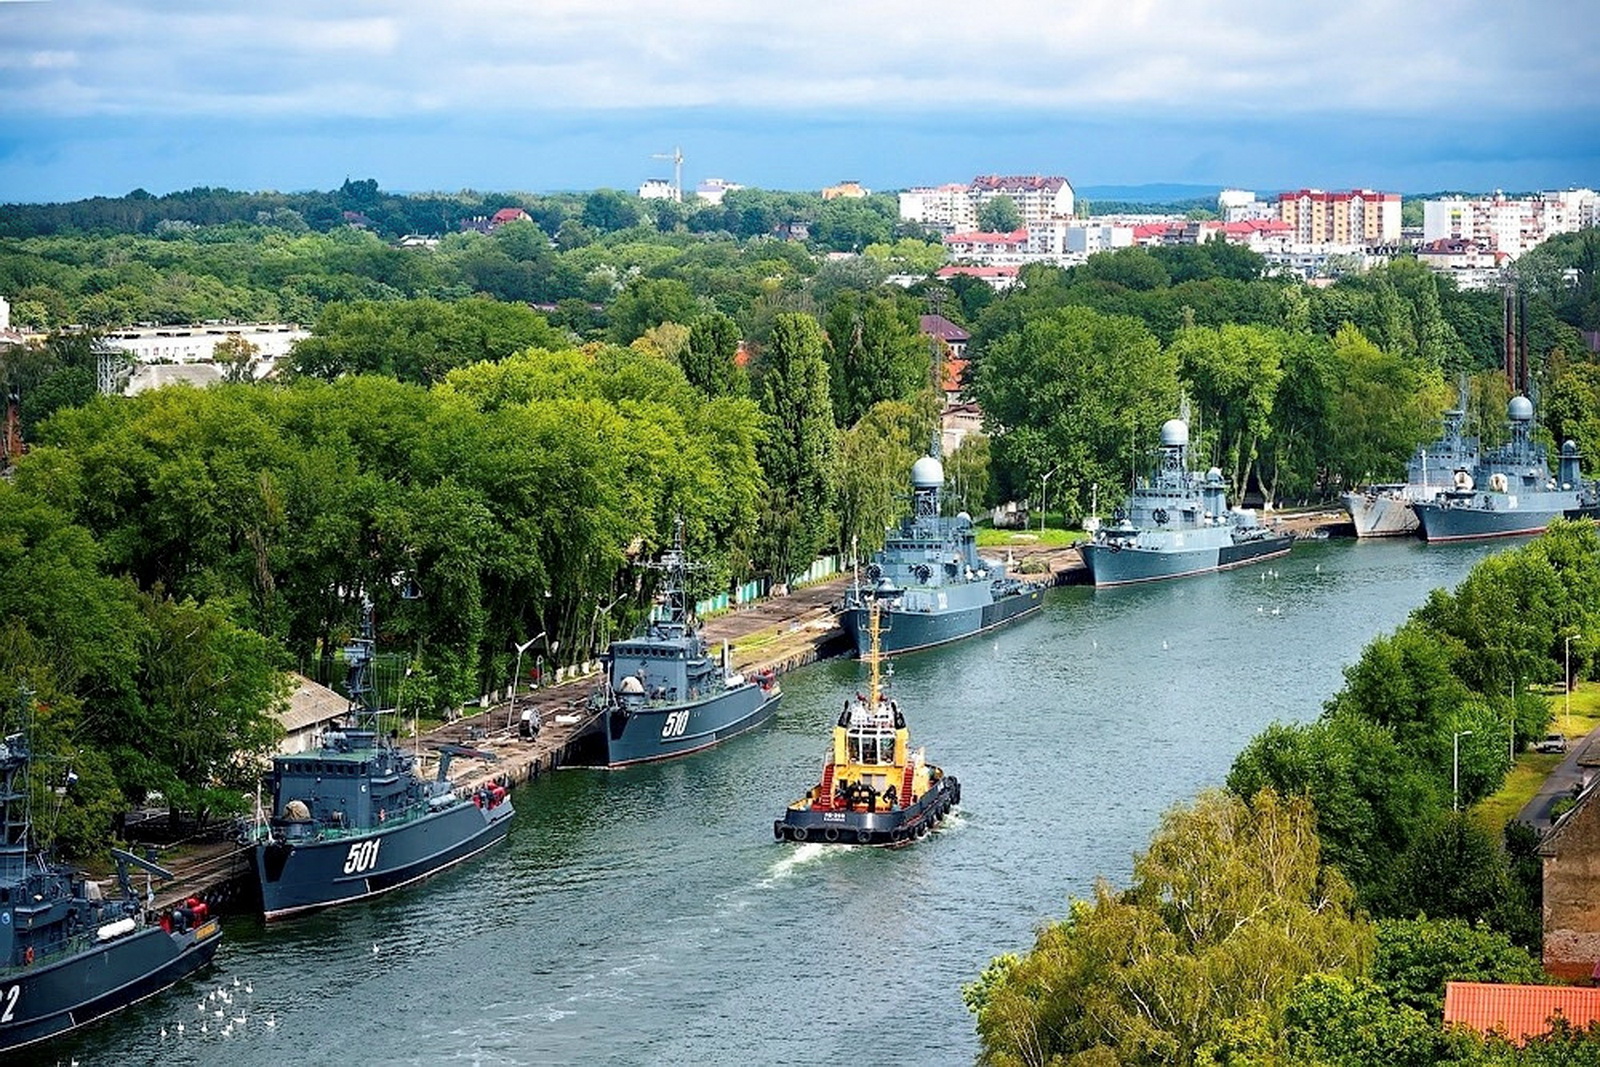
0 0 1594 119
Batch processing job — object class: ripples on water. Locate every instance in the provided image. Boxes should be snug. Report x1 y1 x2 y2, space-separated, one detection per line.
38 538 1506 1066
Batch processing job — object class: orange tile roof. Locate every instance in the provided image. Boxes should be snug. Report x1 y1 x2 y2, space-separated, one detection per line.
1443 982 1600 1045
942 357 967 393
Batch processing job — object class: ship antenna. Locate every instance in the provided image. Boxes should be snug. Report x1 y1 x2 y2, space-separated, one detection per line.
343 594 380 733
866 598 883 709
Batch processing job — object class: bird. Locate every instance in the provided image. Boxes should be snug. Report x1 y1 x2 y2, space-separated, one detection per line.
1257 606 1264 614
233 977 241 989
161 1027 168 1040
1271 607 1281 616
198 1000 205 1012
372 942 381 955
235 1014 247 1026
201 1021 208 1034
1161 639 1169 651
245 981 253 994
1315 563 1321 573
222 1023 233 1038
176 1022 185 1035
265 1014 277 1029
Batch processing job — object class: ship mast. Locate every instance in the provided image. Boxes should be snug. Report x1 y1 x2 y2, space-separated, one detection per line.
866 598 883 709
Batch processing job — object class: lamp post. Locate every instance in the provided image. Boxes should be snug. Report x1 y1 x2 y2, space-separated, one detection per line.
1509 677 1516 764
1453 729 1473 812
508 632 545 730
1040 465 1061 534
1564 634 1575 738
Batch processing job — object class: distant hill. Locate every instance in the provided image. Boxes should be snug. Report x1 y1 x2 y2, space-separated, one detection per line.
1076 183 1225 202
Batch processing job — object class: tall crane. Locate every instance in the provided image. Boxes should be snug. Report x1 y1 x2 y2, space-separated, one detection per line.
652 147 684 203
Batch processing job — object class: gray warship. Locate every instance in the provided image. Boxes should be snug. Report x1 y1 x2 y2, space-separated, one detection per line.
1078 417 1293 586
1413 396 1597 543
1 690 221 1054
839 450 1047 657
1343 391 1479 537
247 600 513 920
595 528 782 767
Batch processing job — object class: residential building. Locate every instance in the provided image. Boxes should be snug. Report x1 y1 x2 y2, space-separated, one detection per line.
936 265 1019 291
1423 189 1599 259
1415 237 1506 290
1218 189 1276 222
919 314 968 361
100 322 309 366
0 294 8 331
1277 189 1401 244
695 178 742 205
822 180 869 200
638 178 677 201
1540 778 1600 981
944 228 1029 263
900 175 1075 233
1443 982 1600 1045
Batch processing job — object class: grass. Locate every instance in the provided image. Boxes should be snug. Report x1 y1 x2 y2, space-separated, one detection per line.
976 525 1085 548
1472 682 1600 836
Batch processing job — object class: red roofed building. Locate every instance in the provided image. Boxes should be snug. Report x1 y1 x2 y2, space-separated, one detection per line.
944 229 1028 260
936 265 1019 291
1443 982 1600 1045
489 208 532 229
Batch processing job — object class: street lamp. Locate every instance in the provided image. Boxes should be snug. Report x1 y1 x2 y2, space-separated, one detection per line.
1040 465 1061 534
1453 729 1473 812
508 632 546 730
1565 634 1576 738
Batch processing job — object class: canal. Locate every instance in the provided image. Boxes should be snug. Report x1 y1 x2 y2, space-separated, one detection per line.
44 536 1509 1066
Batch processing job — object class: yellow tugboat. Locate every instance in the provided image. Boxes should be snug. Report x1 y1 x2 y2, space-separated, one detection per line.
774 600 960 847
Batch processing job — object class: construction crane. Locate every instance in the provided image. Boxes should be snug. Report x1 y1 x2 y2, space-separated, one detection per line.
652 147 684 202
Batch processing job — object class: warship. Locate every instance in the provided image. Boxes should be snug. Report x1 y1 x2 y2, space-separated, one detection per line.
247 600 513 920
1078 417 1293 586
775 600 959 847
595 527 782 767
840 449 1047 657
1413 396 1597 542
1343 391 1479 537
1 690 221 1054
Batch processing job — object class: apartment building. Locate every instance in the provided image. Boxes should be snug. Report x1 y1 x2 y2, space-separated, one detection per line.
900 175 1075 233
1277 189 1401 244
1422 189 1599 259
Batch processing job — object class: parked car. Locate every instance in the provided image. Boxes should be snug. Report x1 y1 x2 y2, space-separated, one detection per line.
1535 734 1569 754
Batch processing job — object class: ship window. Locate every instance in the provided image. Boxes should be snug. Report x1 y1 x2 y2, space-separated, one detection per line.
846 722 897 765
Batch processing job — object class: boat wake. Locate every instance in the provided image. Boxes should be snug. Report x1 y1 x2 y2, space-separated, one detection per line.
759 842 834 885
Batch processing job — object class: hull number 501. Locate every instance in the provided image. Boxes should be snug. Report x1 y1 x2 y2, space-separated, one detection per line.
343 839 381 875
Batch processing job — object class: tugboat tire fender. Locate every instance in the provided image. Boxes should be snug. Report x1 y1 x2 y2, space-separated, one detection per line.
792 826 808 842
915 821 929 839
823 828 840 843
856 830 871 844
773 821 785 841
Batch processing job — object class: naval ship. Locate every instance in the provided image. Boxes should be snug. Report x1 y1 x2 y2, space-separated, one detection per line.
1 691 222 1054
1343 392 1479 537
248 600 513 920
840 450 1047 657
1078 417 1293 586
595 528 782 767
1413 396 1597 542
775 600 959 847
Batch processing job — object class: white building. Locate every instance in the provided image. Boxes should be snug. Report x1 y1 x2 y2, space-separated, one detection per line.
1423 189 1599 259
0 294 9 331
695 178 743 205
101 322 309 366
900 175 1075 234
638 178 678 201
1218 189 1276 223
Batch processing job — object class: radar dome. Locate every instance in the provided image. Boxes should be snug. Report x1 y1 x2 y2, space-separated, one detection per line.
1508 395 1534 421
1160 418 1189 447
910 455 944 488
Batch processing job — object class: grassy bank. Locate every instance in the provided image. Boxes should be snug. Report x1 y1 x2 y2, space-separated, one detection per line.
1473 683 1600 835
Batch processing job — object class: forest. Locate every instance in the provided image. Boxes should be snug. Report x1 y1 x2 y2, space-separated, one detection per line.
2 183 1599 882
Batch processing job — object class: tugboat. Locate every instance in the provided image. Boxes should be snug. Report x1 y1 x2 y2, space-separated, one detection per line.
1413 396 1597 542
1343 388 1480 537
1079 417 1293 586
840 445 1047 657
1 689 222 1054
596 525 782 767
247 599 513 920
774 601 959 847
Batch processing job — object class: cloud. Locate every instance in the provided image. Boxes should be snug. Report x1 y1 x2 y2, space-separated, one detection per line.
1 0 1595 120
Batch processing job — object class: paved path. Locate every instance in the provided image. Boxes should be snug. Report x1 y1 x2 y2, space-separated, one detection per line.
1516 724 1599 831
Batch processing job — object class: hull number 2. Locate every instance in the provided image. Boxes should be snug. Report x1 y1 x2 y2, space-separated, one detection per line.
660 710 691 738
343 839 381 875
1 984 18 1023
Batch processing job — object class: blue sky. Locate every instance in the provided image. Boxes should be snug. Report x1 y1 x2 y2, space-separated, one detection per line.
2 0 1596 203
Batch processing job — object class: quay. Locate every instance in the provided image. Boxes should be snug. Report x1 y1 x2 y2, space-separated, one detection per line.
142 517 1339 912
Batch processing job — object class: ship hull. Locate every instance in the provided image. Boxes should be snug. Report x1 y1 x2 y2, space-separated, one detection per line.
0 921 221 1053
1081 532 1293 587
1342 488 1433 538
254 798 513 921
604 683 781 768
1414 495 1577 543
775 776 960 847
841 585 1046 657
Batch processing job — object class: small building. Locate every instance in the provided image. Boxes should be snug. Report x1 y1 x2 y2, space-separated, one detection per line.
695 178 742 205
277 674 350 755
638 178 677 201
935 265 1019 291
823 180 869 200
1541 777 1600 980
1443 981 1600 1045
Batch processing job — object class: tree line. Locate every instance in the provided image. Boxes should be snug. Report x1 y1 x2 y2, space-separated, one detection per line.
967 520 1600 1064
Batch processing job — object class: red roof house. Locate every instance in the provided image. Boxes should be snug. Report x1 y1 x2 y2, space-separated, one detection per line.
1443 982 1600 1045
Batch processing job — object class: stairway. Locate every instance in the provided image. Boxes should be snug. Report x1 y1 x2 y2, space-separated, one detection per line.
814 762 836 809
901 764 915 807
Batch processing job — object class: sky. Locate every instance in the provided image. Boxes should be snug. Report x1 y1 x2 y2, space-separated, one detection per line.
1 0 1597 203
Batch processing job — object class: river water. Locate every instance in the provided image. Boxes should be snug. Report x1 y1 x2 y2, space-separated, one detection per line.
43 536 1509 1066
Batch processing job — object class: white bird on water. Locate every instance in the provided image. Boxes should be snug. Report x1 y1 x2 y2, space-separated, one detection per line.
176 1022 185 1035
265 1013 277 1029
161 1027 168 1040
245 981 253 994
233 977 241 989
372 942 381 956
1161 639 1169 651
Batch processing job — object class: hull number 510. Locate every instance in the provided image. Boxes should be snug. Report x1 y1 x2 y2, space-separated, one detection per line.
660 710 691 738
343 839 381 874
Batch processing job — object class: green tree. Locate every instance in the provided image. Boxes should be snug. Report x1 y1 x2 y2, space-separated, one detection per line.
969 790 1371 1066
754 313 837 581
835 399 933 557
607 277 699 346
1170 324 1286 499
682 312 746 397
976 196 1022 233
823 291 930 426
